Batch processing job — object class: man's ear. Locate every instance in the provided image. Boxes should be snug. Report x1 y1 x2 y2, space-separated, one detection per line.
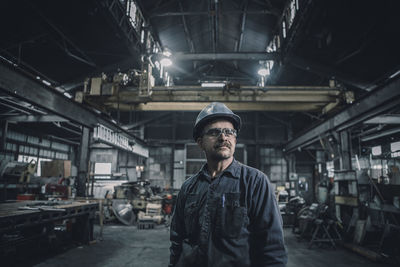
196 137 203 150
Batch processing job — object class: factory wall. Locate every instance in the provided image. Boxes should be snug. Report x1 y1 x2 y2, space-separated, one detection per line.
142 111 290 190
0 127 71 176
144 146 173 189
89 145 142 181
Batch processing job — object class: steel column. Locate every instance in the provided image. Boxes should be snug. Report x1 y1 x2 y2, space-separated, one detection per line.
1 121 8 152
255 112 260 170
339 131 352 170
77 127 90 197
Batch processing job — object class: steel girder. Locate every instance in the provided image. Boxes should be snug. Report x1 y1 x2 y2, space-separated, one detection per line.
85 85 342 111
104 102 328 112
5 115 69 122
284 77 400 153
0 63 142 144
172 52 279 61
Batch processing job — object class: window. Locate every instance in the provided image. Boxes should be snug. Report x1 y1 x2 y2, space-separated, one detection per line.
260 148 287 182
17 155 51 176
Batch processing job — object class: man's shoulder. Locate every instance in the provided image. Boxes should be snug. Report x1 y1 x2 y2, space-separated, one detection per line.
237 161 267 178
235 161 270 186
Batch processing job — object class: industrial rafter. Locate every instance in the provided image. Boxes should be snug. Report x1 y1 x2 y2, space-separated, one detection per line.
178 1 196 69
150 10 277 17
284 77 400 153
172 52 278 61
234 0 248 69
0 63 144 146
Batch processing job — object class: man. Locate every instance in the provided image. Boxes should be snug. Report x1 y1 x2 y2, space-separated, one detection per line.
169 102 287 267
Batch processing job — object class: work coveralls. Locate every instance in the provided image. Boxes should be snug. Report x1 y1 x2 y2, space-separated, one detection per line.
169 159 287 267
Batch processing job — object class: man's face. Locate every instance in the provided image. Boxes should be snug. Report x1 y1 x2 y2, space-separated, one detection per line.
197 120 237 161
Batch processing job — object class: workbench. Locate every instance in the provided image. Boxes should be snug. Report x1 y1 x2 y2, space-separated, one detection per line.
0 200 98 258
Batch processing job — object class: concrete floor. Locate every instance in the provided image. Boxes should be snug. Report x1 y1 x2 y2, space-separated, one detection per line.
32 225 391 267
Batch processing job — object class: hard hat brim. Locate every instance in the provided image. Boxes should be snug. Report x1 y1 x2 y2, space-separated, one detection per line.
193 113 241 140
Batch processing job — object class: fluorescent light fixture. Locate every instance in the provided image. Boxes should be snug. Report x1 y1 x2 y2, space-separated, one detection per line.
63 92 72 98
258 68 270 76
371 145 382 156
201 82 225 88
42 80 51 86
160 57 172 67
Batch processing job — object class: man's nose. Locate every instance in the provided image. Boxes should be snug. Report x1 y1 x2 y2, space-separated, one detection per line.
218 132 228 140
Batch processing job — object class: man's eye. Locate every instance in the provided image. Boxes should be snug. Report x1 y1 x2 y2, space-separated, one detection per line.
209 129 221 136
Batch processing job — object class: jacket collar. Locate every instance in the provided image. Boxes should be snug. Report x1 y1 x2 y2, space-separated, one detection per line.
199 158 241 180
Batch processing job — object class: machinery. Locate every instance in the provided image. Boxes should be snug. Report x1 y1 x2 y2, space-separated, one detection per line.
111 181 163 226
0 160 37 184
0 161 38 201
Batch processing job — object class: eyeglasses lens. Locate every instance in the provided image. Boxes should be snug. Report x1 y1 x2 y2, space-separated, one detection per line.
204 128 237 137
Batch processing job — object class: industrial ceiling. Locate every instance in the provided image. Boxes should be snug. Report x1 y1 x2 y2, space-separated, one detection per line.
1 0 400 146
1 0 399 89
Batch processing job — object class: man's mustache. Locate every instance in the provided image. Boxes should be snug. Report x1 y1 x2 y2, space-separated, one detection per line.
215 142 231 149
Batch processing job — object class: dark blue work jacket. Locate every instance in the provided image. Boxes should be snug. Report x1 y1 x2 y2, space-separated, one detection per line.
169 159 287 267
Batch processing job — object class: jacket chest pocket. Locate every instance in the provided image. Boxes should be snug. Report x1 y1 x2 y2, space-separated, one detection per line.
184 194 199 236
216 192 248 238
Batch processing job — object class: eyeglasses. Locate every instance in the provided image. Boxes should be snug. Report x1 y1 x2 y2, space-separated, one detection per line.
202 128 237 138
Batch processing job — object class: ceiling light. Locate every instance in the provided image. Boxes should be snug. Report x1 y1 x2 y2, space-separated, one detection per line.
201 82 225 88
42 80 51 86
63 92 72 99
160 57 172 67
258 68 270 76
163 51 172 57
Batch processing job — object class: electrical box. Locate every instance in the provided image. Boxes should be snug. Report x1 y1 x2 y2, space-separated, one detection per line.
90 77 102 95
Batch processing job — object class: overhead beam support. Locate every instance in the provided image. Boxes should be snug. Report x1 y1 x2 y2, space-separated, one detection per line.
85 85 344 111
237 1 248 53
268 0 314 84
30 2 96 68
150 10 276 17
122 113 171 130
208 0 216 53
105 102 329 112
289 55 372 90
173 52 279 61
284 77 400 153
103 90 338 103
214 0 219 52
364 115 400 124
361 127 400 142
0 63 142 144
179 2 195 54
0 97 46 115
5 115 69 122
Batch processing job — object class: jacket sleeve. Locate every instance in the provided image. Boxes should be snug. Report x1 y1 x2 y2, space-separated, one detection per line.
248 173 287 267
169 189 186 267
